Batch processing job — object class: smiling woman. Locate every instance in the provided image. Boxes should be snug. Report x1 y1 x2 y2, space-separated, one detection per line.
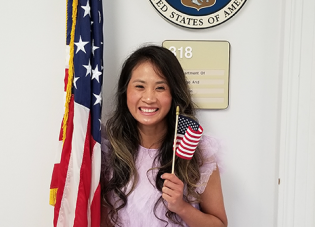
100 45 227 227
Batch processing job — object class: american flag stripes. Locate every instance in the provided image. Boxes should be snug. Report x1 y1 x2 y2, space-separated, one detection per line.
175 115 203 160
49 0 103 226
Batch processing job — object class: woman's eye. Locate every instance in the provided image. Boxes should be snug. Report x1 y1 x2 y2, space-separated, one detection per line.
135 85 144 89
156 86 166 90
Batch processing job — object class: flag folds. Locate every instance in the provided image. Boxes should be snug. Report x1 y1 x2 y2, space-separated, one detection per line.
175 115 203 160
49 0 103 226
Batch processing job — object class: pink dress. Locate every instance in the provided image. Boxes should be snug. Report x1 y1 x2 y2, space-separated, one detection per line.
101 135 221 227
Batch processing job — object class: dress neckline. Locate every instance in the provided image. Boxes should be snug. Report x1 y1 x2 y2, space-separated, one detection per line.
138 145 159 152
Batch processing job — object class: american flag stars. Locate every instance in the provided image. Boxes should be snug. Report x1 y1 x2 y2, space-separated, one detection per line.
83 60 92 77
92 64 102 82
177 116 201 134
73 0 103 142
74 36 89 54
81 1 91 18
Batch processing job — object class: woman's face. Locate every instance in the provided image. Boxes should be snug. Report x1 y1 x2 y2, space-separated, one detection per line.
126 61 172 130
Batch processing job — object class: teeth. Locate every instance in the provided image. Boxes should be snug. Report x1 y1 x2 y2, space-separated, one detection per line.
141 108 157 113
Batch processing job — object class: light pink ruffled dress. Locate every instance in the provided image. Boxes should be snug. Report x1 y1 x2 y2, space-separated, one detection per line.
101 135 221 227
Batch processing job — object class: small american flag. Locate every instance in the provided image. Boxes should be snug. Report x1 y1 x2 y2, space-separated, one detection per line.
175 115 203 160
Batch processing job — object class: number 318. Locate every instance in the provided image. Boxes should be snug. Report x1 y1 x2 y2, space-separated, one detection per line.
169 46 193 59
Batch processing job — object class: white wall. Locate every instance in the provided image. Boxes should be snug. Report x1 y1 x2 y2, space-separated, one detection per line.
0 0 313 227
0 1 64 226
277 0 315 226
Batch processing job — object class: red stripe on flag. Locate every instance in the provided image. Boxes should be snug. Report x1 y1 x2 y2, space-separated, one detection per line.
73 113 92 227
54 95 75 226
54 102 101 227
64 69 69 92
89 138 101 227
72 116 100 227
90 184 101 227
176 126 203 160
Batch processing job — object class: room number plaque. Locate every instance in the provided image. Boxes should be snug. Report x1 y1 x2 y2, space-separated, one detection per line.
163 40 230 109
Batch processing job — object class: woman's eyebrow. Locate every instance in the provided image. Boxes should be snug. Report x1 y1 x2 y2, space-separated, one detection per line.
156 81 167 84
131 79 145 83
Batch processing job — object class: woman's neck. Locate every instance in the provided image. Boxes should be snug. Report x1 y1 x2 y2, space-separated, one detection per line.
138 123 167 149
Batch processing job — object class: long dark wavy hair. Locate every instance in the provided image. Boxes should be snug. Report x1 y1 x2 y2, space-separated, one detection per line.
101 45 203 226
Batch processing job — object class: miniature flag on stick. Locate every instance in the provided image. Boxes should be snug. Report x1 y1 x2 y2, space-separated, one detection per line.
171 107 203 173
175 115 203 160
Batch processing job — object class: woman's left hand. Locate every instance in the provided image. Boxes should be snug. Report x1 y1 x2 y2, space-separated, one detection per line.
161 173 187 214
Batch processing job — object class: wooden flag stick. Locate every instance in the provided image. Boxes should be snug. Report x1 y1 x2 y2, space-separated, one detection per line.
171 106 180 174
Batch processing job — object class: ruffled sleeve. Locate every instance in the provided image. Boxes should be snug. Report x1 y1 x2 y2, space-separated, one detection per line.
196 135 223 194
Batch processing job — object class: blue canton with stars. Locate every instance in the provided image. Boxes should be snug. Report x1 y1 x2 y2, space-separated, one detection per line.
177 115 201 135
72 0 103 144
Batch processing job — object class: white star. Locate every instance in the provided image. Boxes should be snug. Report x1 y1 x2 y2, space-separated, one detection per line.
92 40 99 55
83 61 92 77
74 36 89 54
73 76 79 89
93 92 102 106
81 1 90 17
92 65 102 83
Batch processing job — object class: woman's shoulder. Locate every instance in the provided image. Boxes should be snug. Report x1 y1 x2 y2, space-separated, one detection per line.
199 135 221 159
196 134 223 194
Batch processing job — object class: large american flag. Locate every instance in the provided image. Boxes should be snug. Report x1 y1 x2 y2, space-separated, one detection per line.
49 0 103 226
175 115 203 160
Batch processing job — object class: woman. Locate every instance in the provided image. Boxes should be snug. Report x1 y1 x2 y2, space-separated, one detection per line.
101 45 227 227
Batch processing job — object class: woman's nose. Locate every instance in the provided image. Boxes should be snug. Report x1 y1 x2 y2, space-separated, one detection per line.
142 89 156 103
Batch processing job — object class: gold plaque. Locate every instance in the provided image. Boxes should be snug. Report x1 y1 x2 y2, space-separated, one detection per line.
163 40 230 109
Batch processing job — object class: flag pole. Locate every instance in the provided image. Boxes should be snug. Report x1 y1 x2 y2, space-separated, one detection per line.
172 106 180 174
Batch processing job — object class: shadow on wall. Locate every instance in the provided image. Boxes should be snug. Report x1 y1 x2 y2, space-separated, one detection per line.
102 0 119 121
